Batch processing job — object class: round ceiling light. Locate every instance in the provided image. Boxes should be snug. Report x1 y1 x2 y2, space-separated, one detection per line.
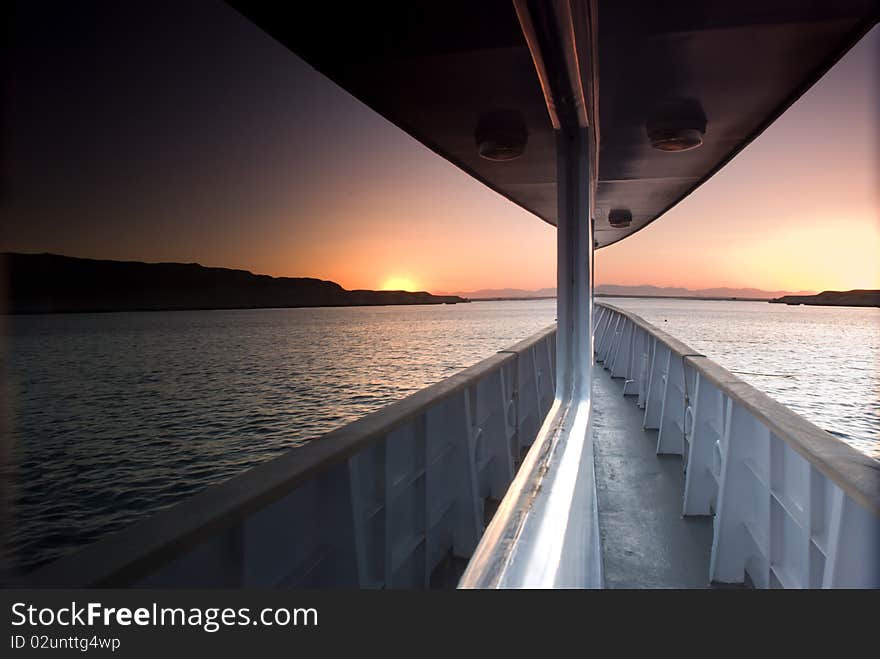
475 110 528 161
608 208 633 228
646 99 707 152
647 127 704 152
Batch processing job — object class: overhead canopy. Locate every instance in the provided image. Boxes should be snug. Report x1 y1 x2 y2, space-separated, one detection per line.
229 1 877 248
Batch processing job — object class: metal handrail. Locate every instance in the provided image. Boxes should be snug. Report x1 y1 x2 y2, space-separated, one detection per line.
461 127 600 589
596 302 879 515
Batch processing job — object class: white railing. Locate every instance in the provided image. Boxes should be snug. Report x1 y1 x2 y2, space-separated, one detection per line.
459 126 600 589
594 302 880 588
26 327 556 588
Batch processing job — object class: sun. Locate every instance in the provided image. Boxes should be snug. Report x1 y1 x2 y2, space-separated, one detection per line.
380 276 420 292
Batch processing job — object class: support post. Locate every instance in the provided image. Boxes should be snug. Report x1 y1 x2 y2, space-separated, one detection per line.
555 127 593 405
458 0 600 588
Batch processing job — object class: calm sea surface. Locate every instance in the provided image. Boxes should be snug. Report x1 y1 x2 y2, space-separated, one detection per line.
3 297 878 571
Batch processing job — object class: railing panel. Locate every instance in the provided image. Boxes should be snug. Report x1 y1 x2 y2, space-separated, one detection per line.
385 417 427 588
610 317 633 379
348 440 386 588
594 306 613 357
242 474 327 588
513 349 542 458
621 326 643 396
473 368 512 499
596 312 619 363
425 394 479 562
657 352 686 455
683 373 725 515
634 329 650 407
135 527 243 588
643 339 668 430
527 333 554 420
823 488 879 587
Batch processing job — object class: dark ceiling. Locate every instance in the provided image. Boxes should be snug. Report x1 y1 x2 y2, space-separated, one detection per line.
228 1 877 248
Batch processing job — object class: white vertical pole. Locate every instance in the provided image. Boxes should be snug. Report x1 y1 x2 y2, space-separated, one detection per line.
555 126 593 406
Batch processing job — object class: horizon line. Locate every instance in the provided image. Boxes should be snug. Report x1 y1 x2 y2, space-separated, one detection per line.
14 251 878 297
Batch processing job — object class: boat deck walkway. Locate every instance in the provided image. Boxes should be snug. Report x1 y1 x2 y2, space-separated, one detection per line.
443 362 721 589
592 365 714 588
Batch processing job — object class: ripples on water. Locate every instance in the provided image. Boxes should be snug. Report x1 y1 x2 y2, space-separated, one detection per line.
3 297 878 571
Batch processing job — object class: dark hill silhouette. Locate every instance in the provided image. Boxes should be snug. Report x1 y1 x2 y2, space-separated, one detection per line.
2 253 467 313
769 290 879 307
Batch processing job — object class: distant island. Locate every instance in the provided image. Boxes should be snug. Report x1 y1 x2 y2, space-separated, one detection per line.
1 253 468 314
768 290 880 307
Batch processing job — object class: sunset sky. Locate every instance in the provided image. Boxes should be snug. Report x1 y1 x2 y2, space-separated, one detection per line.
3 3 877 294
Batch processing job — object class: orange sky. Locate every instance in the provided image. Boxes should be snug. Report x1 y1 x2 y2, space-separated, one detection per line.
3 11 876 294
268 24 879 293
595 24 879 294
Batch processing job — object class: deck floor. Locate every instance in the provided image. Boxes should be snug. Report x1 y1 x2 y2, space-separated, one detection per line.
592 366 714 588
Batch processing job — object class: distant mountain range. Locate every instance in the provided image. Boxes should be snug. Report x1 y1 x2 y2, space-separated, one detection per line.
595 284 817 299
441 284 816 300
2 253 467 314
436 287 558 299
